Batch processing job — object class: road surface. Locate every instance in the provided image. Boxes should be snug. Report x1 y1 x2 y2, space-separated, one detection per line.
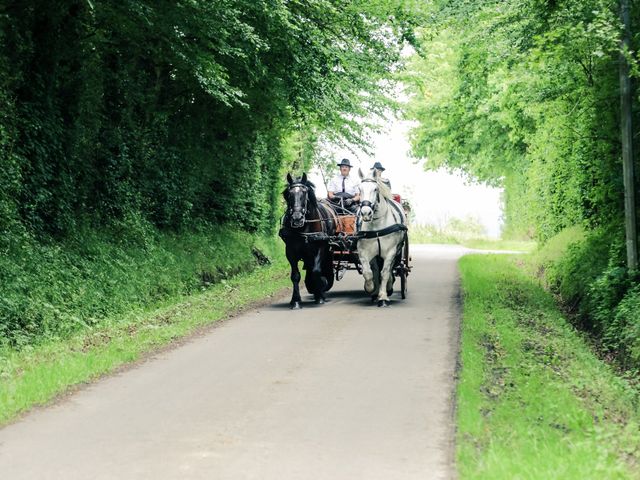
0 244 468 480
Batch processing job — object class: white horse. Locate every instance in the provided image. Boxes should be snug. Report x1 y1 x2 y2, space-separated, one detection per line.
357 168 407 307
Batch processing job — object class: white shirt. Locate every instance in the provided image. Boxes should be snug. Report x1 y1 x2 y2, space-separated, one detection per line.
328 174 360 196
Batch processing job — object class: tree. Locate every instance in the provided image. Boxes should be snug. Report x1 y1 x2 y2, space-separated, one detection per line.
0 0 421 238
405 0 624 240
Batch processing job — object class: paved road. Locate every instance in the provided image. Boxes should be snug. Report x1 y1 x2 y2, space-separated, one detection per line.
0 244 467 480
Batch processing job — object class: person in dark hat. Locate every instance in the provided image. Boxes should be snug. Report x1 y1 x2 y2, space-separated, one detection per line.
372 161 385 172
371 161 391 189
327 158 360 213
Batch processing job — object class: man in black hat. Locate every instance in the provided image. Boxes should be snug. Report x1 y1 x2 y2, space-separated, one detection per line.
327 158 360 213
371 161 391 189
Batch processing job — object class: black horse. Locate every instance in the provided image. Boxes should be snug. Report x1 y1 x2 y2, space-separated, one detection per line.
279 173 338 309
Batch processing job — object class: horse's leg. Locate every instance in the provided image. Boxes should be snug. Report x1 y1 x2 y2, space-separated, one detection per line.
387 238 404 296
377 241 398 307
321 245 335 292
372 257 381 299
311 247 327 304
287 246 302 309
359 250 375 295
386 256 397 296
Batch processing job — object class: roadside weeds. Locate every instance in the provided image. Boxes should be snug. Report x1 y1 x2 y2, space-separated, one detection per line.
457 254 640 479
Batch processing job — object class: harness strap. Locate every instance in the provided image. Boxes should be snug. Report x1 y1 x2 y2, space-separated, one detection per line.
356 223 408 239
282 202 338 232
279 228 330 242
389 199 404 223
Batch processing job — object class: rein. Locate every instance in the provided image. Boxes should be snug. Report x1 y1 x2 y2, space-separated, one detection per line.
302 218 329 224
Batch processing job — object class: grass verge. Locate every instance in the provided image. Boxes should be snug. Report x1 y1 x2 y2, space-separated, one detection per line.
410 223 535 251
0 261 289 426
457 254 640 479
462 239 536 252
1 223 281 348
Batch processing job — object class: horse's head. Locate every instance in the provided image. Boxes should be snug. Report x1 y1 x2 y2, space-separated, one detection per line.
358 168 379 223
283 172 316 228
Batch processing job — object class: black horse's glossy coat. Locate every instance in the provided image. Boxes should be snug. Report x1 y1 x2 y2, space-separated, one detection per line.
279 173 338 308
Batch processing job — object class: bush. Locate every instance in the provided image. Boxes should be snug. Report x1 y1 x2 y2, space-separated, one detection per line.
531 224 640 370
529 225 585 274
612 286 640 369
0 222 280 349
545 227 619 319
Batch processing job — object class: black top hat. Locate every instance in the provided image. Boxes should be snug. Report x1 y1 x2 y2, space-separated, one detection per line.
337 158 352 168
372 161 385 171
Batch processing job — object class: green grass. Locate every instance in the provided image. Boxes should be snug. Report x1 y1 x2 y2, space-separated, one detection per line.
410 224 460 244
0 260 289 426
462 239 536 252
527 225 586 275
0 222 281 348
457 254 640 479
410 222 536 251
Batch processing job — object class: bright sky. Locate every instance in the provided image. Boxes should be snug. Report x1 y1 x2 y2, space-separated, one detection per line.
309 118 504 238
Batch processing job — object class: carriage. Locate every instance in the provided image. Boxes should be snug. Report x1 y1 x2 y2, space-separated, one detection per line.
328 194 411 300
280 171 411 308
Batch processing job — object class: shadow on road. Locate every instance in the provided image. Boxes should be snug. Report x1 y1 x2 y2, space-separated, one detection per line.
269 288 408 310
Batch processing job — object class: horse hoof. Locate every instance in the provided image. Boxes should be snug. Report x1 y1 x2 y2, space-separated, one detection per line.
290 302 302 310
315 298 325 305
378 300 389 308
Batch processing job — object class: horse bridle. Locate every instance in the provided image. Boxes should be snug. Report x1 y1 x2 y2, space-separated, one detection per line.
359 178 380 213
287 183 310 224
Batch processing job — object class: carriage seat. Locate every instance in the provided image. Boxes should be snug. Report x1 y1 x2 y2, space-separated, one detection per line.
336 214 357 235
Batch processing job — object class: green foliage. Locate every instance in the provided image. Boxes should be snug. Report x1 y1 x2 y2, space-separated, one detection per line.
406 1 640 369
405 0 627 240
529 225 586 270
0 222 278 349
530 226 640 370
410 224 459 244
545 230 640 371
543 228 615 313
0 1 421 344
612 286 640 369
0 0 418 238
410 216 487 244
458 254 640 479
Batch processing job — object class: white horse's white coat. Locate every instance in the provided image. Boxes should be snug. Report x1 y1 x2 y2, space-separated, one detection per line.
357 169 407 306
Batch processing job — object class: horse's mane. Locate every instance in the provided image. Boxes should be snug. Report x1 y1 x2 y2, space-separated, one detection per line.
282 176 318 210
376 178 392 200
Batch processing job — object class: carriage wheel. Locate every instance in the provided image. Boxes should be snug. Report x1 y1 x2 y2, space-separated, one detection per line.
400 265 407 299
403 235 410 266
400 236 409 299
